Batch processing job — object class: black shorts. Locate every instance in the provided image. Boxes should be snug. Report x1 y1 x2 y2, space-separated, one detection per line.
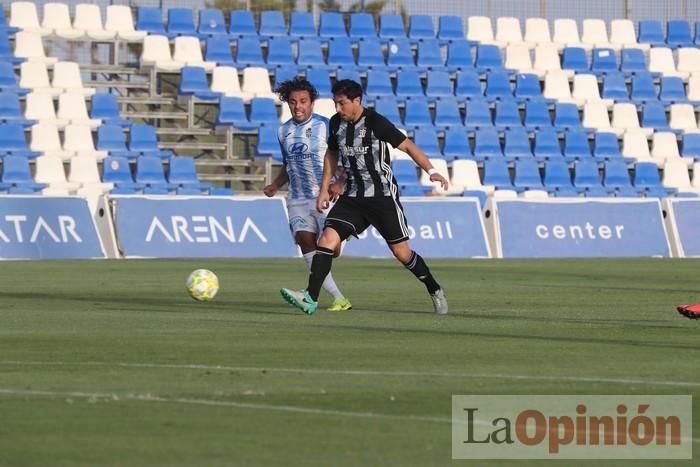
324 195 410 245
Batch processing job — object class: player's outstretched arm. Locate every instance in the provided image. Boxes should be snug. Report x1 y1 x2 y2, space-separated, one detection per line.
317 149 339 212
263 164 289 197
397 139 448 190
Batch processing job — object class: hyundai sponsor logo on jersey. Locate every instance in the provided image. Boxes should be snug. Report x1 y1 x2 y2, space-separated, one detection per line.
0 196 104 259
494 199 670 258
112 196 298 258
342 198 490 258
666 198 700 257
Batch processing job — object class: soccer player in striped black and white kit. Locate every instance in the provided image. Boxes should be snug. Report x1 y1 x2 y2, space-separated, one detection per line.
264 77 351 312
281 80 449 315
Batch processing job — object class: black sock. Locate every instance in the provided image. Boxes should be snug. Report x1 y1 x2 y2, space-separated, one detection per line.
307 247 334 301
403 251 441 294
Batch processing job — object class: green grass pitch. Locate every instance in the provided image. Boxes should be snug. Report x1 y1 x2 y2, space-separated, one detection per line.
0 258 697 466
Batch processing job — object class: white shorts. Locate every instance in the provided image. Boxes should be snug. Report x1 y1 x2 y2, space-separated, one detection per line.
287 198 329 236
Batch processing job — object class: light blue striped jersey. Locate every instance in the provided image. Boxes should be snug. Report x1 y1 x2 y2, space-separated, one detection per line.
278 113 329 200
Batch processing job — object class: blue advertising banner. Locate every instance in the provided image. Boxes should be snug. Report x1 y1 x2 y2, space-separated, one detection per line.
342 198 490 258
112 196 298 258
496 199 670 258
0 196 104 259
668 199 700 257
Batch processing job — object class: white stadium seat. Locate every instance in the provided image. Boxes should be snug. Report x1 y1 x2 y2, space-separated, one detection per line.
51 61 96 97
211 66 253 101
73 4 116 41
572 74 614 109
141 35 184 72
57 93 101 129
553 19 584 51
173 36 216 72
523 18 551 48
34 155 80 191
105 5 147 42
42 3 84 40
30 123 73 161
63 124 108 160
68 156 113 191
649 48 689 80
495 17 523 47
19 61 61 96
10 2 51 36
25 92 69 128
467 16 495 44
581 19 610 49
610 19 647 51
612 102 650 136
242 67 278 100
451 159 495 194
14 31 58 66
621 130 653 162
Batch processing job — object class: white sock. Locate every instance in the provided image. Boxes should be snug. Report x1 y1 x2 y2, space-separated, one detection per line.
303 251 343 299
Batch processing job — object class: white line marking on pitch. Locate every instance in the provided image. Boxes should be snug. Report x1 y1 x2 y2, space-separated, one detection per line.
2 360 700 388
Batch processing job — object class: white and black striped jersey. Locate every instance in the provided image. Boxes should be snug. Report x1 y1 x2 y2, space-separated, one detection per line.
328 108 407 198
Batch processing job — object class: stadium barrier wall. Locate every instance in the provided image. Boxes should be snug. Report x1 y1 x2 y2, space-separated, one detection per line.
342 198 491 258
484 198 672 258
0 196 106 260
663 198 700 258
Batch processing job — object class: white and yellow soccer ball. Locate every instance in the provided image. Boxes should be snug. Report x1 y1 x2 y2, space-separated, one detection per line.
186 269 219 301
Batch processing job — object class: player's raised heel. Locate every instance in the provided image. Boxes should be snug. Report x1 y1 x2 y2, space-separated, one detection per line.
328 297 352 311
430 289 448 315
280 288 318 315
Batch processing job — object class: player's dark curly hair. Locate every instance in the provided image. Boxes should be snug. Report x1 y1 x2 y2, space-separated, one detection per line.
275 77 319 103
331 79 363 101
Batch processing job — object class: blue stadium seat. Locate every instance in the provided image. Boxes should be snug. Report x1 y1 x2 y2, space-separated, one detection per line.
475 44 503 72
416 39 443 70
167 8 196 37
641 101 669 131
584 186 610 198
437 15 464 44
327 38 356 69
137 7 167 36
553 103 582 130
620 48 647 76
543 159 574 192
485 71 513 101
413 128 441 157
446 40 473 72
696 22 700 46
573 158 603 192
305 68 332 98
681 133 700 161
379 14 406 41
553 187 580 198
235 37 265 67
601 73 629 101
0 123 38 158
249 98 279 126
524 100 552 129
178 66 220 100
167 156 211 191
102 156 144 190
473 128 503 161
216 96 252 129
494 99 522 129
564 130 592 161
1 156 44 191
443 128 471 161
365 70 394 99
464 99 493 129
533 128 562 161
396 70 424 98
229 10 257 38
630 72 658 104
591 48 619 75
667 20 694 48
336 68 362 85
130 124 174 159
634 161 670 195
425 70 453 99
592 132 621 162
198 9 228 37
409 15 435 42
349 13 377 41
0 8 18 35
260 11 287 38
386 38 415 71
614 185 638 198
205 37 235 66
514 73 543 102
403 97 432 128
603 158 633 190
0 29 23 65
319 12 346 39
176 186 208 195
638 20 665 46
274 66 298 89
392 159 431 195
513 158 543 190
136 156 175 189
0 92 34 127
482 158 512 189
357 38 386 70
297 38 326 69
374 96 401 126
97 125 139 160
289 12 316 39
267 37 295 68
455 70 482 100
562 47 589 74
256 125 283 161
90 93 131 128
659 76 687 104
503 128 533 161
434 99 462 128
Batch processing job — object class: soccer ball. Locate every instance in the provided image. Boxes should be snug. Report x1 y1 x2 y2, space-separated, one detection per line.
186 269 219 301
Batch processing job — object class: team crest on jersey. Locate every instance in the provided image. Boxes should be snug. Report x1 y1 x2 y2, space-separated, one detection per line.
358 128 366 138
306 127 312 138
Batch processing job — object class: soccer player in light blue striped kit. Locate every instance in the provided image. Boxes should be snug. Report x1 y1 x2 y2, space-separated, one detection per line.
263 77 352 311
